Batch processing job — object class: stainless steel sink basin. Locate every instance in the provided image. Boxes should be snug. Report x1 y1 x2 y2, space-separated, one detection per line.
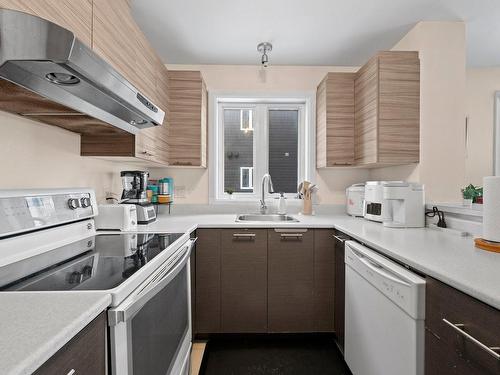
235 214 299 222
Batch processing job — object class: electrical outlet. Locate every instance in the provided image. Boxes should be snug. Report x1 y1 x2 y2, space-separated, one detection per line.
175 185 186 199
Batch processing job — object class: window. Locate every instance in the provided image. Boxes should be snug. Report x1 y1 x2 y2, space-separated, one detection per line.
240 167 253 190
212 94 315 202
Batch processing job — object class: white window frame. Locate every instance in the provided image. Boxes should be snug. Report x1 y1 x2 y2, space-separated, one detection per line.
209 91 316 203
240 167 254 190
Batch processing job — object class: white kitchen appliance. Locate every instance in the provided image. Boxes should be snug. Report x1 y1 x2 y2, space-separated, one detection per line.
0 188 194 375
383 182 425 228
346 183 365 217
95 204 138 231
363 181 393 222
344 240 426 375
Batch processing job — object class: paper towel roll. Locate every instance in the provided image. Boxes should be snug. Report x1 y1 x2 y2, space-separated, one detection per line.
483 176 500 242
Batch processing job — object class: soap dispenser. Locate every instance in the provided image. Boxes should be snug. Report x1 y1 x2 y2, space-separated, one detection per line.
278 192 287 215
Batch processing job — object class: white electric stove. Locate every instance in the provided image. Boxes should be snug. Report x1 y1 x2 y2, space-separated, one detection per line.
0 188 194 375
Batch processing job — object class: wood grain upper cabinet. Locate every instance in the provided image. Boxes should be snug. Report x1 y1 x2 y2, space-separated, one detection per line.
92 0 138 86
425 277 500 375
81 0 169 165
220 229 268 333
168 70 208 167
34 312 106 375
268 229 314 332
354 51 420 166
316 73 356 167
0 0 92 47
313 229 335 332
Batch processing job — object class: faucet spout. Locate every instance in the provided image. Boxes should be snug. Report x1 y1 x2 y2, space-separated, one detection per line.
260 173 274 214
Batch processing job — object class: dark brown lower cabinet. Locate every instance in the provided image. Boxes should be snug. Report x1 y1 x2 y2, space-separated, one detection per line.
34 311 106 375
221 229 268 332
313 229 335 332
268 228 315 332
194 227 337 335
425 277 500 375
333 231 349 351
195 228 222 333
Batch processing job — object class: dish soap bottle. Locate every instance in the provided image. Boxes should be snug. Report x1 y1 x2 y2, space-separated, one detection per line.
278 192 287 215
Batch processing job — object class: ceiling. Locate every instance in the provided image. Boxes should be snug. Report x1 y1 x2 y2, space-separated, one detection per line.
131 0 500 67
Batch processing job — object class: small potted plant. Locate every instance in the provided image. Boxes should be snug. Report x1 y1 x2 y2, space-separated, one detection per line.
225 188 234 199
474 186 483 204
461 184 482 207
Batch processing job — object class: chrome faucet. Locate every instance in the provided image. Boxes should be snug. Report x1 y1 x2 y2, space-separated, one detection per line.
260 173 274 214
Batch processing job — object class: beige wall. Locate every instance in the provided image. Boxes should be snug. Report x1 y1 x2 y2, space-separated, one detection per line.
153 64 370 204
0 112 133 202
465 67 500 184
0 21 478 206
371 21 467 203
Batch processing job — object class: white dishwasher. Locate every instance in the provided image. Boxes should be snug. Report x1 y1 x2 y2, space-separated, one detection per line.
344 240 426 375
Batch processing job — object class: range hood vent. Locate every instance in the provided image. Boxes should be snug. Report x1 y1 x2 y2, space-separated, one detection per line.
0 9 165 135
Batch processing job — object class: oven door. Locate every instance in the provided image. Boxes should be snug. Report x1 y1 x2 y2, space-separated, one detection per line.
108 238 196 375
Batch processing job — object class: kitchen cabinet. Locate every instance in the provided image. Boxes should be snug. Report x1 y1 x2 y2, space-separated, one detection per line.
87 0 170 165
0 0 92 47
220 229 268 332
425 277 500 375
34 311 106 375
195 229 221 334
268 229 315 332
354 51 420 166
194 228 336 335
313 229 335 332
168 70 208 167
316 73 356 167
316 51 420 168
333 230 349 351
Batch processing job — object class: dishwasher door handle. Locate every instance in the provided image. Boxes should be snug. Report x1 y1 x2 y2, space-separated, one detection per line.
348 246 410 287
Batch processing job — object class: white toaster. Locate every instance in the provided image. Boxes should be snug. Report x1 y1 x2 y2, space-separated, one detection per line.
95 204 138 231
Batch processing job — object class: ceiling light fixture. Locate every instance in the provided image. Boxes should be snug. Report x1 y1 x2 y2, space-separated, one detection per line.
257 42 272 68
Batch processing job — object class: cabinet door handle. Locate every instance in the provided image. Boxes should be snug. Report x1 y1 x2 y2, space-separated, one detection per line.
67 370 76 375
233 233 255 240
280 233 303 240
442 318 500 360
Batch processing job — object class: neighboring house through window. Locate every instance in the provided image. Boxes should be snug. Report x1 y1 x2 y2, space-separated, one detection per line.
240 167 253 190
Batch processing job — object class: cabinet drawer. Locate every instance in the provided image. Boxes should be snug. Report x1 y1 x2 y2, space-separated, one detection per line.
425 328 488 375
34 312 106 375
426 277 500 374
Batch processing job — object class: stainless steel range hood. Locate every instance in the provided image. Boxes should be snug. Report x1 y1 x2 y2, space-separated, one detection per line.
0 9 165 135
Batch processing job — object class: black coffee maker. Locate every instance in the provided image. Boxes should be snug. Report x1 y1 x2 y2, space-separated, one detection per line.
120 171 156 224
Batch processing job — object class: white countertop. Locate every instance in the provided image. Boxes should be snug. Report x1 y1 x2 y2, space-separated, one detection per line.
137 212 500 310
0 292 111 375
2 211 498 375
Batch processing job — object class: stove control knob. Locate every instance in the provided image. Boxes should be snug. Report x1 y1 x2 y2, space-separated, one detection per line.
68 198 80 210
80 197 91 208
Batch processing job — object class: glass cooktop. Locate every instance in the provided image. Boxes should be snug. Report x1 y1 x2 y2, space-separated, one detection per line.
0 233 184 291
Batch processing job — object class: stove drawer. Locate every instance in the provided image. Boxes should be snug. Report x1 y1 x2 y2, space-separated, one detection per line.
34 312 106 375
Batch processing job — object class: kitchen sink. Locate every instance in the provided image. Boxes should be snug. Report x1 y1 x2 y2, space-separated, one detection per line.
235 214 299 222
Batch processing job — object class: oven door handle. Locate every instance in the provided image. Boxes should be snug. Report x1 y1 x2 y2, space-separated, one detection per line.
108 237 196 326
